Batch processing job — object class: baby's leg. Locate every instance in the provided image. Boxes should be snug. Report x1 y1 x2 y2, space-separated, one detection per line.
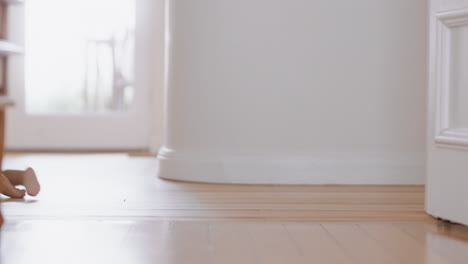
3 168 40 196
0 173 26 198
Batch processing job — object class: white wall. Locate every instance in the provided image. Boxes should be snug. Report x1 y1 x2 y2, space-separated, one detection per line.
157 0 428 184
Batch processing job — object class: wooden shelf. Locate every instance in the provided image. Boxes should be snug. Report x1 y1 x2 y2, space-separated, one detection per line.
0 40 22 55
0 95 14 108
1 0 22 223
2 0 24 5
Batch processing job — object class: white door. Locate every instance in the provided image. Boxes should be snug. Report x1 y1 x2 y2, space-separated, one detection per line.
5 0 158 150
427 0 468 225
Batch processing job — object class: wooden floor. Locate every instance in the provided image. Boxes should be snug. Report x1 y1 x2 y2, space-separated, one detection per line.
1 153 468 264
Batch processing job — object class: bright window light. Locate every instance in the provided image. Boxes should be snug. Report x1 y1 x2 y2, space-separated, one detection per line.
25 0 135 114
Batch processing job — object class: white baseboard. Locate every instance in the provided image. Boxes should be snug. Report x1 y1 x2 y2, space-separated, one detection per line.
157 147 425 185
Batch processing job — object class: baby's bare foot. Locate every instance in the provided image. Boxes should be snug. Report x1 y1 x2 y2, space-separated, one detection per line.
23 168 40 196
0 173 26 198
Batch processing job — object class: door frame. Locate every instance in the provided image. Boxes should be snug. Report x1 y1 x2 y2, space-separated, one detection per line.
5 0 165 151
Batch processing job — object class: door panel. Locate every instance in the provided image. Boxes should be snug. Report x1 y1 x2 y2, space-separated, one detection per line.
427 0 468 225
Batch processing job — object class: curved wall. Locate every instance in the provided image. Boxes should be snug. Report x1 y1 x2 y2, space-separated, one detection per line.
157 0 427 184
